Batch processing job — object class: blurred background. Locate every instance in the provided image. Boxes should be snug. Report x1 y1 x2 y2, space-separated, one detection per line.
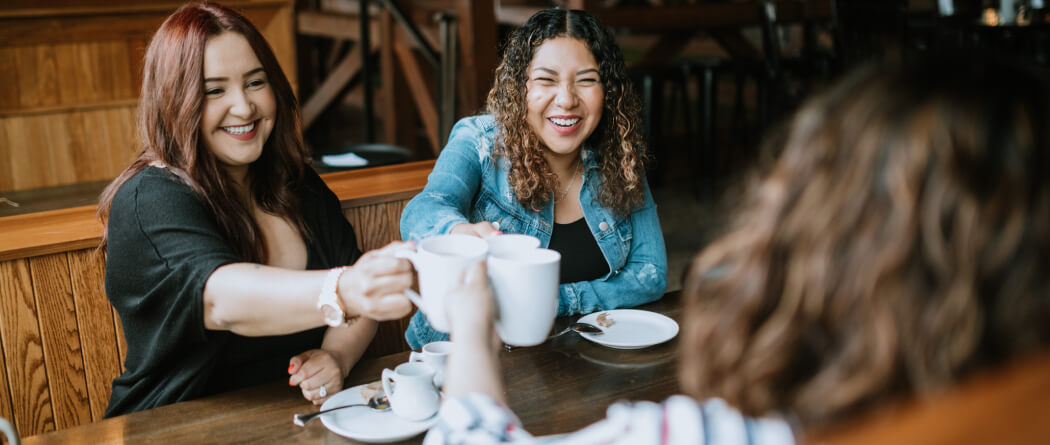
1 0 1048 287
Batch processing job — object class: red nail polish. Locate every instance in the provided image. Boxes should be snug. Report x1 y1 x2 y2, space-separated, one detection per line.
288 363 295 373
289 380 295 387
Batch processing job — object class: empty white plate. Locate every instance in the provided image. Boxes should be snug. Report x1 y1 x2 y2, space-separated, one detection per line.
576 309 679 349
319 383 437 443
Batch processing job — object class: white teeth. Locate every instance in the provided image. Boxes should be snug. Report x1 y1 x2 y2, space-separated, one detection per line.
223 122 255 135
549 117 580 127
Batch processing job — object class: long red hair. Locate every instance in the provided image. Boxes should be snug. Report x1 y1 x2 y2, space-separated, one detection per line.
97 2 309 263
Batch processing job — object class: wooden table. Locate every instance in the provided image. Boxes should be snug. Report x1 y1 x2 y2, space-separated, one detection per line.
21 292 683 444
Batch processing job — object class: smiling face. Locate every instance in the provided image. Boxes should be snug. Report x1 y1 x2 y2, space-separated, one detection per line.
525 37 604 161
200 31 276 181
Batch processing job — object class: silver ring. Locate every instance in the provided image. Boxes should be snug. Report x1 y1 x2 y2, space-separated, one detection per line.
318 385 327 398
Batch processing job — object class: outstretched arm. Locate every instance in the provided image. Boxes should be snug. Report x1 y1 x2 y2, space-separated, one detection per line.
443 261 505 404
202 241 415 336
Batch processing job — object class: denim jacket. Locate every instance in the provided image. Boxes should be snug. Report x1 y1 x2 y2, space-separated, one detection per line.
400 115 668 348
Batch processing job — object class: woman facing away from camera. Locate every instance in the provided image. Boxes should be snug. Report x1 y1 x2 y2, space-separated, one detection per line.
96 2 415 416
399 8 667 349
426 52 1050 444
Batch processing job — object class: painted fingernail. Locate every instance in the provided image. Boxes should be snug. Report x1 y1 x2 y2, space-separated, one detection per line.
289 378 296 386
288 363 295 373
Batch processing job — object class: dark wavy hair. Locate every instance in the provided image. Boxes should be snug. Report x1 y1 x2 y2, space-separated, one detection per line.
680 52 1050 429
487 8 646 214
97 2 309 263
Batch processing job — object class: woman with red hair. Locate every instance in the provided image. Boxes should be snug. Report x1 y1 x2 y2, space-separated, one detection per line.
97 2 415 416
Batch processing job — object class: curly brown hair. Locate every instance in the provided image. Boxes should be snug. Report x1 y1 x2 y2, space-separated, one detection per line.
487 8 646 215
679 52 1050 429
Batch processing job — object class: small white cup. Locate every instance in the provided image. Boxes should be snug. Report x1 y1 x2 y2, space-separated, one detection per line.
409 340 452 388
381 362 440 421
488 248 561 346
397 234 489 332
485 233 540 256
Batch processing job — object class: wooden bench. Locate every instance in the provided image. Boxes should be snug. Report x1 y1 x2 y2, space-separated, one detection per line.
0 160 433 437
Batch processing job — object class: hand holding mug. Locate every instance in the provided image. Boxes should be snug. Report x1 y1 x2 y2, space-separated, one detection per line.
444 261 496 337
449 221 501 238
338 241 416 321
396 235 488 332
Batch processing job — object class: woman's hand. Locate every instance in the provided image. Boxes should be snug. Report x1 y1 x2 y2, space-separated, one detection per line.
446 261 498 345
338 241 416 321
289 349 346 405
442 260 505 401
449 221 502 238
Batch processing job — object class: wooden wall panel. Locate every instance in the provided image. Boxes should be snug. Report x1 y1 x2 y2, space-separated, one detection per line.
344 204 388 252
44 113 77 187
0 258 55 435
348 200 413 358
29 253 92 430
14 44 60 109
113 308 127 371
0 325 12 426
0 117 11 192
0 47 18 110
3 115 42 191
0 106 138 193
68 249 121 422
0 1 296 195
343 201 406 252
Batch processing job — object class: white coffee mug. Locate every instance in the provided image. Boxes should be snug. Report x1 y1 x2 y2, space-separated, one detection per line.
485 233 540 257
397 234 488 332
409 340 452 388
487 248 561 346
381 362 440 421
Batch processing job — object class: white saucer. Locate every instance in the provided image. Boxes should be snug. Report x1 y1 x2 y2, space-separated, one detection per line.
319 384 437 443
577 309 679 349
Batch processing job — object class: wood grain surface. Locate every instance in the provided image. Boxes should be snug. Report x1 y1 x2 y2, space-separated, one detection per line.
29 253 92 431
68 249 122 422
0 257 56 435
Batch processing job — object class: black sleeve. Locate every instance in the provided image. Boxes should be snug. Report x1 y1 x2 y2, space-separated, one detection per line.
299 167 363 268
106 170 239 359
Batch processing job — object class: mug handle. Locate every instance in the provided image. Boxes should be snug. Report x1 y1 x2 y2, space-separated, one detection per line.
409 351 424 363
403 289 425 310
394 250 426 309
394 249 417 262
381 368 396 400
0 417 19 445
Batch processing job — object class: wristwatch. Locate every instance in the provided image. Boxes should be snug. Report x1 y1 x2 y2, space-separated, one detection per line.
318 266 350 327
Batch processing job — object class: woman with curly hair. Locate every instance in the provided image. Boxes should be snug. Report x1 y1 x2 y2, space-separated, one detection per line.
97 2 415 416
424 52 1050 444
399 8 666 348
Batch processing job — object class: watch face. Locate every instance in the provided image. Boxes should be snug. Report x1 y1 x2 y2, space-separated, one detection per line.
321 304 343 326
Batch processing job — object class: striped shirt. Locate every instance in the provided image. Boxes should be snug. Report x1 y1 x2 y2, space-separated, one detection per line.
424 393 795 445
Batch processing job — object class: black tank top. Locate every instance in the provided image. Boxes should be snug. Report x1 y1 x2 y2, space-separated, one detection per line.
547 217 610 284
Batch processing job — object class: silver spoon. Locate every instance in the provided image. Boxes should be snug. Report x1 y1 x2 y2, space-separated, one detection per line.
293 393 391 426
548 322 604 339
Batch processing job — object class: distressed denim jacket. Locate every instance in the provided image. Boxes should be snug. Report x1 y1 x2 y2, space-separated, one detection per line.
400 115 668 348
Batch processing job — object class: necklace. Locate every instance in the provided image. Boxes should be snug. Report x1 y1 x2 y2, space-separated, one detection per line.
555 158 583 203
